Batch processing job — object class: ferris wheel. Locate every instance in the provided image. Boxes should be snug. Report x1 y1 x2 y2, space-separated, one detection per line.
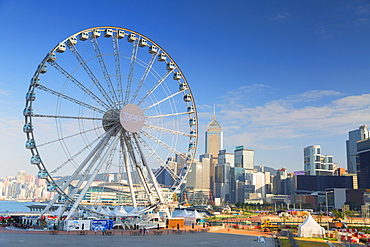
23 26 198 219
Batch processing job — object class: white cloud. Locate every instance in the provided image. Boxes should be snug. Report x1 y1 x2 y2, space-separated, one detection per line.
217 88 370 151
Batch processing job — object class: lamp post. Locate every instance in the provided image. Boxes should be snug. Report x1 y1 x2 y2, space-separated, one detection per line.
325 191 329 218
325 190 331 231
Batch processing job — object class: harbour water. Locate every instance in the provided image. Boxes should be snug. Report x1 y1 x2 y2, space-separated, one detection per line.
0 201 31 213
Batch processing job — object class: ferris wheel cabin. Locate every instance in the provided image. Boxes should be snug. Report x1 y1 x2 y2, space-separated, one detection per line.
30 155 41 165
25 92 36 101
104 28 113 38
25 139 35 149
79 32 89 41
127 33 136 42
56 43 66 53
149 45 157 54
23 123 33 133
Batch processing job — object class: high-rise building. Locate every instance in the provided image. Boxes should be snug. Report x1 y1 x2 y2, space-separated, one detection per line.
205 114 223 157
16 170 26 183
303 145 334 176
245 172 270 199
234 146 254 171
346 125 369 173
205 114 223 200
214 150 234 202
357 138 370 189
273 167 287 195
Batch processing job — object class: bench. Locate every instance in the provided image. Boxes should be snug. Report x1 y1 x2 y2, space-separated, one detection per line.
129 230 139 235
49 230 59 235
105 230 114 236
153 230 163 235
78 231 88 235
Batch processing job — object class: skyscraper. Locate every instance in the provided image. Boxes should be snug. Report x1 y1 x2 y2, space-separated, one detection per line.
357 138 370 189
205 114 223 157
346 125 369 173
303 145 334 176
205 112 223 199
234 146 254 171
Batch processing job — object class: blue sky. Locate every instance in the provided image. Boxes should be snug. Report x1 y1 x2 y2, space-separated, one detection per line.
1 0 370 178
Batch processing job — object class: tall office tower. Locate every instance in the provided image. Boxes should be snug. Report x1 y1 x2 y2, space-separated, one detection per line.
245 171 270 199
346 125 369 173
273 167 288 195
213 150 234 202
186 158 211 190
205 113 223 200
234 146 254 171
205 114 223 157
16 170 26 183
357 138 370 189
303 145 334 176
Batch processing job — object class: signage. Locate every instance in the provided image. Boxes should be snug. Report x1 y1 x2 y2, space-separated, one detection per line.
120 104 145 132
65 220 90 231
91 220 114 230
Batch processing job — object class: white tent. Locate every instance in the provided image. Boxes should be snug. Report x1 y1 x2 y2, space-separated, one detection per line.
109 206 128 217
298 214 325 238
127 207 139 216
96 206 111 216
175 209 191 218
188 210 204 219
176 210 205 225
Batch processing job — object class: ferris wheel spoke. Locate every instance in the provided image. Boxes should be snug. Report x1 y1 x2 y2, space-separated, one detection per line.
37 124 105 148
135 134 180 181
90 36 119 104
139 130 187 160
133 133 165 203
146 111 190 119
143 90 182 111
137 71 172 106
124 40 139 104
66 43 115 107
33 114 107 121
48 61 111 110
144 124 192 137
39 130 113 216
119 134 138 208
130 53 157 103
37 85 106 114
113 34 124 105
121 131 156 204
66 131 121 220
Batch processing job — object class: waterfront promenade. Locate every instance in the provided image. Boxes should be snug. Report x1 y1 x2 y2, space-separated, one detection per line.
0 227 274 247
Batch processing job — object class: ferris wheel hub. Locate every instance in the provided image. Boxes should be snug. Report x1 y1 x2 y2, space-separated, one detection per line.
119 104 145 133
102 109 120 132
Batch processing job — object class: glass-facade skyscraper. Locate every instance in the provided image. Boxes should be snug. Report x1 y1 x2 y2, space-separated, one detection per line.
346 125 369 174
205 114 223 157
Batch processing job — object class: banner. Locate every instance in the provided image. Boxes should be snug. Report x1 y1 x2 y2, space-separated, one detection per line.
91 220 114 230
65 220 91 231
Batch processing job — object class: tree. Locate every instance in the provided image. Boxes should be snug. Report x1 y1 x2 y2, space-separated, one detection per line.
330 209 345 221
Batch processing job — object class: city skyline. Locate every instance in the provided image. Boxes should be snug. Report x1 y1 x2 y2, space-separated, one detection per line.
1 1 370 177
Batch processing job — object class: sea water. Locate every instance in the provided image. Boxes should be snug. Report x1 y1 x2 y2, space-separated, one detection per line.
0 201 31 212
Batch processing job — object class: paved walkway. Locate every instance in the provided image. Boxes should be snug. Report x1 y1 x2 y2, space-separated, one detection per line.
0 227 274 247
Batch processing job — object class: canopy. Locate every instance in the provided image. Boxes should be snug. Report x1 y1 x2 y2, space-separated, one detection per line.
298 214 325 238
175 209 191 218
109 206 128 217
126 207 139 216
96 206 111 216
187 210 204 219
